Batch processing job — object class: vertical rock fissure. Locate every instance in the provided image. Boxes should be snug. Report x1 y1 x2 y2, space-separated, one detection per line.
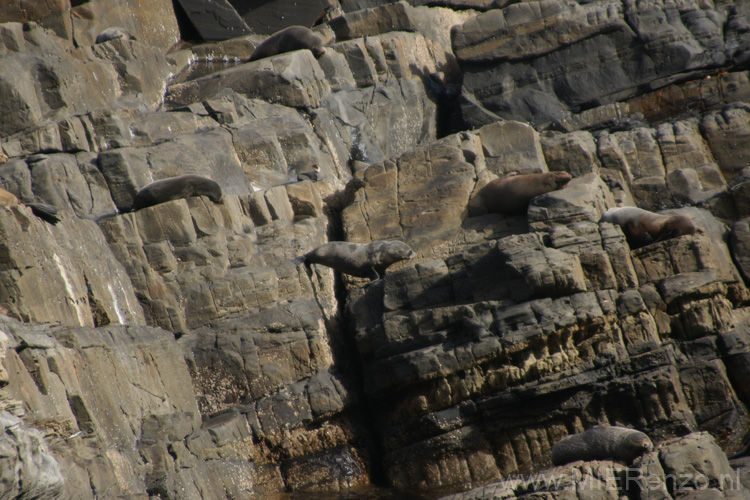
320 192 390 486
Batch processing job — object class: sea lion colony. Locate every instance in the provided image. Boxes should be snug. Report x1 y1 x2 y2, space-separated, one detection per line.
7 24 694 470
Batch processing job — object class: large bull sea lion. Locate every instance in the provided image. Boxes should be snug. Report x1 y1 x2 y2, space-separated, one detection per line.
249 26 326 62
294 240 417 281
131 175 223 211
474 171 572 214
600 207 696 248
551 426 654 465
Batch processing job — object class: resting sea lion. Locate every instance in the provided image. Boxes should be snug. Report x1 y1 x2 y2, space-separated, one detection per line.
0 188 60 224
295 164 321 182
294 240 416 281
475 171 572 214
600 207 696 248
249 26 326 62
131 175 223 211
95 27 135 44
551 426 654 465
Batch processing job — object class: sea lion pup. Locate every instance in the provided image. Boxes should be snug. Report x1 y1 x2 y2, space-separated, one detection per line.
95 27 135 44
131 175 223 211
475 171 572 214
0 188 60 224
248 26 326 62
551 426 654 465
600 207 696 248
294 240 417 281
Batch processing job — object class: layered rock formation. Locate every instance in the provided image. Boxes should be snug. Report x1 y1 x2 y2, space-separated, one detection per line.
0 0 750 499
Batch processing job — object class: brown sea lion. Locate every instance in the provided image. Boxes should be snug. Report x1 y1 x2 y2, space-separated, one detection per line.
600 207 696 248
131 175 223 211
0 188 60 224
293 240 416 281
249 26 326 62
551 426 654 465
475 171 572 214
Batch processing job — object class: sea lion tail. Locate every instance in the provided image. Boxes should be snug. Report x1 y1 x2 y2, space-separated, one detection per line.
92 210 122 223
26 203 61 225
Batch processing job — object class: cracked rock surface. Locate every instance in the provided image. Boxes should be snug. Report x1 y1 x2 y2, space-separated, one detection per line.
2 0 750 498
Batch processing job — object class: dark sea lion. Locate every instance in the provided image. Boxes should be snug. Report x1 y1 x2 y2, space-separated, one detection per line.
475 171 572 214
95 27 135 44
600 207 696 248
294 240 417 281
551 426 654 465
295 164 321 182
248 26 326 62
131 175 223 211
0 188 60 224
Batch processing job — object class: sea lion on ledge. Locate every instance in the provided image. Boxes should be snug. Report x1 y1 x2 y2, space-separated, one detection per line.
0 188 60 224
248 26 326 62
95 27 135 44
294 240 417 281
551 426 653 465
131 175 223 211
475 171 572 214
600 207 696 248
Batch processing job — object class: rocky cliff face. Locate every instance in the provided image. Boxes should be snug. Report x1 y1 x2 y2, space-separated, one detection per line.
1 0 750 498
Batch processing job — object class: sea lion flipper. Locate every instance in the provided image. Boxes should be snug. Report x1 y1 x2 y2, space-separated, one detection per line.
26 203 61 225
292 255 306 266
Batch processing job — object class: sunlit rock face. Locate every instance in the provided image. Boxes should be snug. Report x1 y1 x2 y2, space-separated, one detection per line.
2 0 750 498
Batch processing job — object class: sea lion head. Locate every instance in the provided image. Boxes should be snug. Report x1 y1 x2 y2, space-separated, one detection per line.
621 431 654 462
386 241 417 264
622 431 654 462
662 215 696 239
547 171 573 190
312 46 326 58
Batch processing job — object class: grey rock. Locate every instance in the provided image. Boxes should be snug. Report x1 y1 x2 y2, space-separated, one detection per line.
0 207 144 327
496 232 587 302
88 36 176 111
701 106 750 182
528 173 615 231
730 219 750 284
165 50 331 109
451 0 731 126
478 121 547 176
658 432 737 489
330 2 419 41
172 0 251 41
230 0 334 36
68 0 180 49
541 130 601 178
